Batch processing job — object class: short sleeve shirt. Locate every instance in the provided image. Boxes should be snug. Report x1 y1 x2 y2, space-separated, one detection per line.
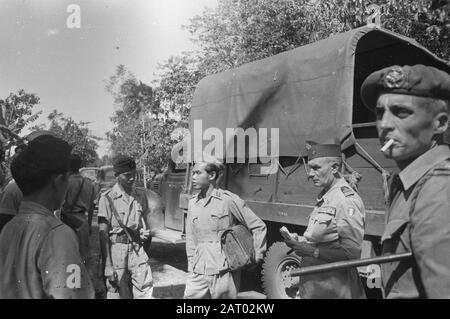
0 201 94 299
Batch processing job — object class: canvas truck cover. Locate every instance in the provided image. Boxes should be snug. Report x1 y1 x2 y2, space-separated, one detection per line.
189 26 450 160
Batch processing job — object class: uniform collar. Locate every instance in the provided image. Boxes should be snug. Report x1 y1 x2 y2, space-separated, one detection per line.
110 183 138 200
399 145 450 191
317 178 347 203
19 201 54 217
194 187 222 206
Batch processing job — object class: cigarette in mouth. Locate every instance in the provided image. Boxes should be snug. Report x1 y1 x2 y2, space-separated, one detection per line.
380 138 394 152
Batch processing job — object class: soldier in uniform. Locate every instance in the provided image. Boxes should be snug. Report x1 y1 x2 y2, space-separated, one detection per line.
62 154 96 262
0 131 54 233
283 142 366 299
0 135 94 298
62 153 104 297
361 64 450 298
98 155 153 299
184 157 267 299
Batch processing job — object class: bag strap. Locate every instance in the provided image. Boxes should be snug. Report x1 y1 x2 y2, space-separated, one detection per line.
105 194 140 254
63 178 85 214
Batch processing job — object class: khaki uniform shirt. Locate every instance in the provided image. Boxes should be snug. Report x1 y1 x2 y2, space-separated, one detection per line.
98 183 148 239
300 178 366 299
381 145 450 299
0 201 94 299
186 188 267 275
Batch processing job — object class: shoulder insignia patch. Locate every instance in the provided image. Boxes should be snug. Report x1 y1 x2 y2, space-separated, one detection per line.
348 207 355 216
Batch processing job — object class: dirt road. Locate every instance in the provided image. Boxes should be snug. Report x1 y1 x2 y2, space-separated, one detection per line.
90 215 265 299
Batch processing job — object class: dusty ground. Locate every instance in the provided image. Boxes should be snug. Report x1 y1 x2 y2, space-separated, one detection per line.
89 214 265 299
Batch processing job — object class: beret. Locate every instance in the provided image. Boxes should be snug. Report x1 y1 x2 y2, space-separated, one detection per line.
20 136 72 172
361 64 450 110
113 155 136 175
306 141 341 160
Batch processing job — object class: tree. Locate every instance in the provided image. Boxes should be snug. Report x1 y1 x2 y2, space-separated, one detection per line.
107 0 449 177
41 110 100 166
0 89 42 157
185 0 449 76
105 65 158 180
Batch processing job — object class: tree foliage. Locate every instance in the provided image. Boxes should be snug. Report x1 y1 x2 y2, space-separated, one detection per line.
43 110 100 165
186 0 449 76
0 90 42 152
107 0 449 177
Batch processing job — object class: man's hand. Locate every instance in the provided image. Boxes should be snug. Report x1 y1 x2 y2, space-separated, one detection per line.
284 239 315 257
104 266 119 288
140 228 150 241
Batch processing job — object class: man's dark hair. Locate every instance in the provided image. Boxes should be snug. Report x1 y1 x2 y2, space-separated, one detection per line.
11 137 71 196
70 154 83 172
11 153 66 196
203 162 224 181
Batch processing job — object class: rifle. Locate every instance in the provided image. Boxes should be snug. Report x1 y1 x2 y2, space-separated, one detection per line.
290 252 412 277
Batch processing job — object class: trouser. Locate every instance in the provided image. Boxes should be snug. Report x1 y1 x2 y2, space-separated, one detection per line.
184 270 241 299
106 243 153 299
75 215 91 265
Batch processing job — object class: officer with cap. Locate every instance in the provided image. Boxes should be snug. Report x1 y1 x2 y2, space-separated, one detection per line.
361 64 450 298
0 131 55 233
184 155 267 299
283 142 365 299
98 155 153 299
0 135 94 298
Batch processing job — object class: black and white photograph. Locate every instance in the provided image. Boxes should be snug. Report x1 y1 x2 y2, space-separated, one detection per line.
0 0 449 305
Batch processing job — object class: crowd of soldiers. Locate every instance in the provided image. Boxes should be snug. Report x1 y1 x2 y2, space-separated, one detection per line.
0 64 449 299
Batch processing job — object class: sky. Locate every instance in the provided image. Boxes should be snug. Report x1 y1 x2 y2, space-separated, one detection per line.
0 0 218 157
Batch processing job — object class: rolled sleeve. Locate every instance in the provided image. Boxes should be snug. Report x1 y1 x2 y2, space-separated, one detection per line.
410 176 450 298
97 195 111 221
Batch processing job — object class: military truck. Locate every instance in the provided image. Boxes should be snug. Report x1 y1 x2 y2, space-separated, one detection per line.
150 25 450 298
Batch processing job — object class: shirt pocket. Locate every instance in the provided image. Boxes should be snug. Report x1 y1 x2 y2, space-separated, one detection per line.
309 212 338 242
210 210 230 232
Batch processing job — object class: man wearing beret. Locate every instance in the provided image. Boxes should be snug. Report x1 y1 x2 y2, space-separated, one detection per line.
361 64 450 298
283 142 366 298
98 155 153 299
0 135 94 298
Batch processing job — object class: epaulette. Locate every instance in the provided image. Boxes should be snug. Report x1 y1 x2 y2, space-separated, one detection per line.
341 186 355 197
221 189 236 200
47 215 65 230
101 188 113 197
431 160 450 176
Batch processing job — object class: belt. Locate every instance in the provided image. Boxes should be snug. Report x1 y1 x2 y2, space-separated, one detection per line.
110 233 143 245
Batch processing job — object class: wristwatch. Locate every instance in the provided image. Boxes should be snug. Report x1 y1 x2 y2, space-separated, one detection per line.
313 248 320 259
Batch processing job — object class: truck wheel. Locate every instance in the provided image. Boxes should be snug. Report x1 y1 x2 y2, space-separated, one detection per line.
262 241 303 299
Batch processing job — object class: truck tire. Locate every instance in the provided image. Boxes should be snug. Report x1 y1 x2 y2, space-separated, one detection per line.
262 241 303 299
